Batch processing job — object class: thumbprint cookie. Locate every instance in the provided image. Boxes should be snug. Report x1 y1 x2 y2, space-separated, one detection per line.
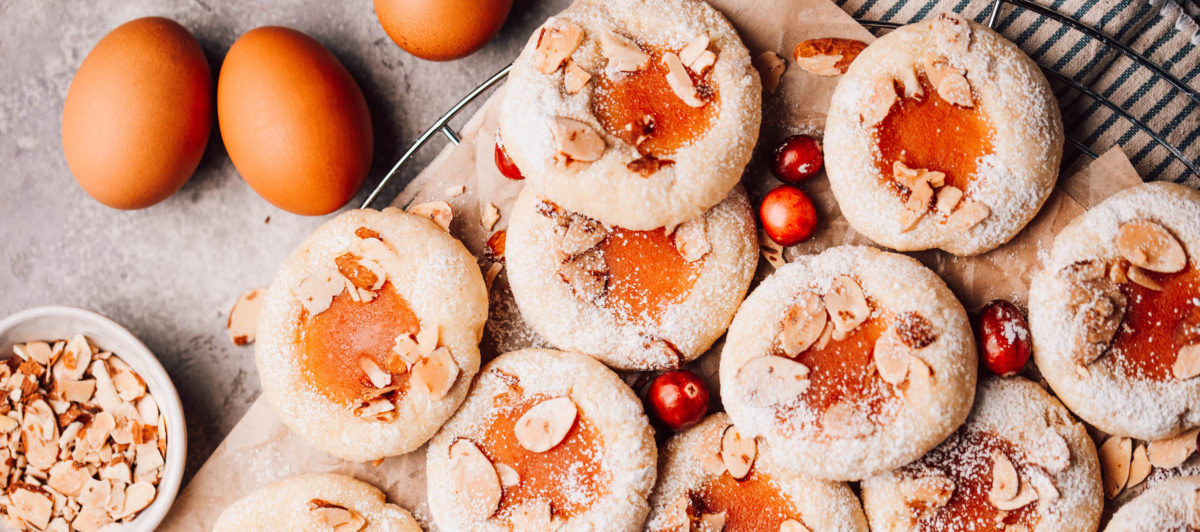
425 349 657 531
499 0 761 230
256 208 488 462
824 13 1062 256
1105 475 1200 531
506 186 757 370
1030 182 1200 441
720 245 977 481
645 413 869 532
213 474 421 532
861 377 1103 532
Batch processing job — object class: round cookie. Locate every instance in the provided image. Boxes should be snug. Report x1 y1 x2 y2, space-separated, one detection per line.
256 208 488 462
426 349 657 531
499 0 761 230
824 13 1062 256
506 185 757 370
1029 182 1200 440
645 413 869 531
213 473 421 532
861 377 1103 532
1105 475 1200 531
719 245 977 481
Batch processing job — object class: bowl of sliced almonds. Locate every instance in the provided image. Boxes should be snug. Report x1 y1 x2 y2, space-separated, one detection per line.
0 306 185 531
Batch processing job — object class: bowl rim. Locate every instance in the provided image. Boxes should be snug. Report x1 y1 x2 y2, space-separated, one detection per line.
0 305 187 531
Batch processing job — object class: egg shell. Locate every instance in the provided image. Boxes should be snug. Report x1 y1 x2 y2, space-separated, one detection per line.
217 27 373 216
62 17 213 210
374 0 513 61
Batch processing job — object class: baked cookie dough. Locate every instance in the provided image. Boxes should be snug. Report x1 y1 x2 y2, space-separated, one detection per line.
824 13 1062 256
1030 182 1200 441
499 0 761 230
426 349 656 531
213 473 421 532
1105 475 1200 531
506 185 757 370
861 377 1103 532
645 413 869 531
256 208 488 462
720 245 977 481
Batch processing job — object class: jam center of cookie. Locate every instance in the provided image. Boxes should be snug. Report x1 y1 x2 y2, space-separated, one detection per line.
297 282 418 405
592 44 719 157
601 227 702 323
875 77 994 194
1106 264 1200 380
695 470 804 531
483 387 608 522
908 430 1039 531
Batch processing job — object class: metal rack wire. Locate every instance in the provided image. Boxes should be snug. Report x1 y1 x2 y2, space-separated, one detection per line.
362 0 1199 209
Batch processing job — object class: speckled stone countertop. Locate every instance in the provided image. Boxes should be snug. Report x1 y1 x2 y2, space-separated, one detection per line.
0 0 571 482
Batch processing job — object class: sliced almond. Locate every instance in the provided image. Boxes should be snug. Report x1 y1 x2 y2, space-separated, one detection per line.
993 480 1038 511
930 65 973 107
1026 466 1060 513
485 262 504 292
558 249 609 302
534 20 583 74
759 229 786 268
946 199 990 230
1147 427 1200 468
1173 344 1200 380
778 291 828 357
293 266 344 316
826 276 870 336
563 60 591 94
1127 443 1151 489
118 481 155 519
898 207 925 233
935 185 963 214
226 288 265 346
689 50 717 75
448 439 501 519
1116 220 1187 273
496 462 520 488
479 202 501 232
780 520 811 532
933 12 972 53
736 356 810 406
899 471 954 515
1127 265 1163 291
550 117 606 164
408 201 453 232
792 38 866 76
514 397 578 453
510 500 552 531
698 511 726 532
9 484 52 530
988 451 1019 504
821 402 874 439
599 31 648 72
444 184 465 197
54 334 92 382
411 347 458 400
904 177 934 215
353 396 396 422
720 425 756 480
662 52 706 107
335 252 384 292
558 216 608 258
860 75 897 126
662 497 691 529
873 330 911 384
679 35 709 66
358 358 391 389
1099 435 1132 498
752 51 786 92
671 217 710 263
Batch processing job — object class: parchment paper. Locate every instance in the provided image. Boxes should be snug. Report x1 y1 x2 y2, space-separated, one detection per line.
160 0 1144 527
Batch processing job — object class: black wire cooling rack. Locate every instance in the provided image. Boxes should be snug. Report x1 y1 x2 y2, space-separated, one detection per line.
361 0 1200 209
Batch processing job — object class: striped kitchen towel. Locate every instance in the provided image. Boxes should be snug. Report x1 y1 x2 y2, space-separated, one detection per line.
834 0 1200 187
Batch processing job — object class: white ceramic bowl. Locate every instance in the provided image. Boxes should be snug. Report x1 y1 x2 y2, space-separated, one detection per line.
0 306 186 531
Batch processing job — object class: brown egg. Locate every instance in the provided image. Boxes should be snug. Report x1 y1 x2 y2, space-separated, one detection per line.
374 0 513 61
217 27 373 216
62 17 212 210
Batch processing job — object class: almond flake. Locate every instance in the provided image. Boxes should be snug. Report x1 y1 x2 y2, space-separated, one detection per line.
416 324 439 354
353 397 396 422
780 520 811 532
1173 344 1200 380
662 52 706 107
485 262 504 292
411 347 458 400
1147 427 1200 468
481 202 501 232
557 216 608 258
759 229 786 268
752 51 786 92
54 335 92 383
988 451 1019 504
293 266 344 316
514 397 578 453
1099 435 1132 498
510 500 552 531
826 276 870 336
563 60 591 94
720 425 756 480
558 249 608 302
9 484 52 530
933 12 971 54
673 217 710 262
226 288 265 346
993 480 1038 511
47 462 87 497
699 511 726 532
701 444 727 476
358 358 391 389
117 481 155 519
1127 265 1163 291
1127 443 1151 489
599 31 648 72
408 201 453 232
679 35 709 66
1116 220 1187 273
873 330 911 384
736 356 810 406
926 59 973 108
946 199 990 230
895 64 923 99
935 185 963 214
792 38 866 76
534 20 583 74
495 462 520 488
1109 260 1130 284
860 75 897 126
821 402 874 439
900 471 954 515
689 50 717 75
449 438 500 519
778 291 828 357
550 117 606 164
444 184 465 197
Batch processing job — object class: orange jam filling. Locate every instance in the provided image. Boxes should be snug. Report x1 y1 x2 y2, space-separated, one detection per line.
781 311 901 429
874 77 994 194
297 282 418 405
1104 264 1200 381
483 383 608 522
909 430 1039 531
592 44 719 157
695 470 804 531
601 227 702 323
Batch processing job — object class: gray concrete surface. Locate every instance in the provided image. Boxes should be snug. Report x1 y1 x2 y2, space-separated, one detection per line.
0 0 570 482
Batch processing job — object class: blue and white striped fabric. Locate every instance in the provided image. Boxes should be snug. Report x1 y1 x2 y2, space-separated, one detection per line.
835 0 1200 186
